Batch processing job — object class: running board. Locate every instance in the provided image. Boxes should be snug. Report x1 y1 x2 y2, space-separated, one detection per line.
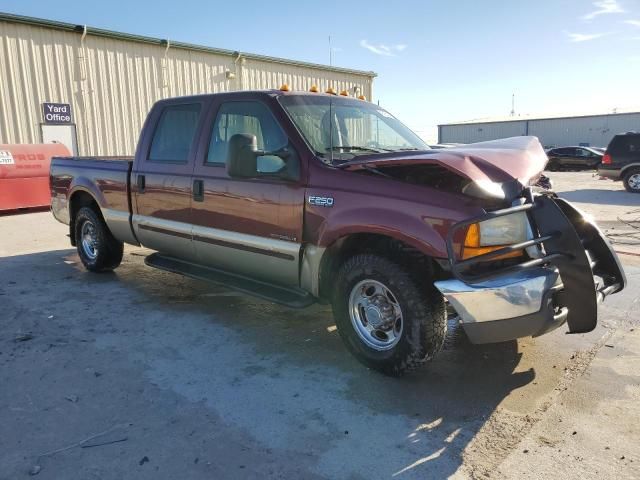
144 253 315 309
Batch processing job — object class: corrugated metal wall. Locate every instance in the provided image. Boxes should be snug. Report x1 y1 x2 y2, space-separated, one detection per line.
0 19 374 156
528 114 640 148
439 113 640 147
439 120 527 144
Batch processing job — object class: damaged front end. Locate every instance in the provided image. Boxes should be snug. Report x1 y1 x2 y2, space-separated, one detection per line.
434 191 626 344
341 136 626 343
339 136 552 203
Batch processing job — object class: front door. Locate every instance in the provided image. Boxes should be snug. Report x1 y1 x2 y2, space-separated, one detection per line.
191 99 304 287
133 101 204 261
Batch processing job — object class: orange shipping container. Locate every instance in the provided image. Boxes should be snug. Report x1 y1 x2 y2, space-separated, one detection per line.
0 144 70 211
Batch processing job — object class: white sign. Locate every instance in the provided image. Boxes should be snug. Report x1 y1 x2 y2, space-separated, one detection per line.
0 150 14 165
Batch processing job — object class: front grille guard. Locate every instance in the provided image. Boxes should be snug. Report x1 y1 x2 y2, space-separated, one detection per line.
445 200 567 284
445 191 626 334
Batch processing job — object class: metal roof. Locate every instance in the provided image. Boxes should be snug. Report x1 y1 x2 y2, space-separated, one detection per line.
0 11 377 78
439 110 640 127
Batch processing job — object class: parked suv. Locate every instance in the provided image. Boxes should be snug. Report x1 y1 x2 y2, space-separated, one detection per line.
545 146 603 170
598 132 640 193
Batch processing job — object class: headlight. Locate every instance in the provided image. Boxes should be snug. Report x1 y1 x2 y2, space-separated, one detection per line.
462 212 530 259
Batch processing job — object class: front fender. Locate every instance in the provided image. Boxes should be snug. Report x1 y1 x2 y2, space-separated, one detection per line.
314 206 450 259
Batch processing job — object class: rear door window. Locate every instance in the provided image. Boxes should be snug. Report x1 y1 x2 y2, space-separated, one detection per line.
148 103 202 163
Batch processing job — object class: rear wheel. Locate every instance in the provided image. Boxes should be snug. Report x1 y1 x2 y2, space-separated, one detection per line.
74 207 124 272
546 159 560 171
623 169 640 193
331 253 446 376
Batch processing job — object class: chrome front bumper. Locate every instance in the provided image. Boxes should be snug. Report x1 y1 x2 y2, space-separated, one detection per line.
434 267 568 344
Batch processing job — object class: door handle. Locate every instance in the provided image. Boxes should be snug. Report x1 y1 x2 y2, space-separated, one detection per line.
193 179 204 202
137 174 145 193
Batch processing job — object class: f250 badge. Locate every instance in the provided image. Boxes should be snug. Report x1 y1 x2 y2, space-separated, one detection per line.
308 195 334 207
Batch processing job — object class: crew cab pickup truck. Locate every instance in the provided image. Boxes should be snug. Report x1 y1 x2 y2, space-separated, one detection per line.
50 90 626 376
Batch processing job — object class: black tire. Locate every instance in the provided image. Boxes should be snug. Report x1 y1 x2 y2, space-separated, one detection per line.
74 206 124 272
623 168 640 193
331 253 446 377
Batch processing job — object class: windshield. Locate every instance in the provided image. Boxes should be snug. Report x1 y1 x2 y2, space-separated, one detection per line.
279 95 429 162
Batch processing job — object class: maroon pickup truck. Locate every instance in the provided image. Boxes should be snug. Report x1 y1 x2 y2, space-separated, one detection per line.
50 89 626 376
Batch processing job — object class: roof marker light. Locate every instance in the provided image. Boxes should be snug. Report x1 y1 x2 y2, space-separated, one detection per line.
357 95 366 101
339 90 349 96
326 87 337 95
309 85 319 92
279 84 291 91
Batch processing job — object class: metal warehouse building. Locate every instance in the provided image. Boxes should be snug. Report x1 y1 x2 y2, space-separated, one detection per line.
438 111 640 148
0 12 375 156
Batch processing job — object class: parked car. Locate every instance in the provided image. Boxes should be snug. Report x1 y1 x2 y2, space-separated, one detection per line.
598 132 640 193
545 146 603 170
49 89 626 376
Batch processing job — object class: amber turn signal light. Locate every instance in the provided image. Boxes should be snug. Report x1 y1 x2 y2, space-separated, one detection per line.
461 223 522 260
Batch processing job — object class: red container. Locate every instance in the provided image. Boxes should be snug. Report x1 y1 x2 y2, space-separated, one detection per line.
0 144 71 212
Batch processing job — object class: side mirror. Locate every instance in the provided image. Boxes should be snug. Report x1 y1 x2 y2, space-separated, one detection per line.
227 134 258 178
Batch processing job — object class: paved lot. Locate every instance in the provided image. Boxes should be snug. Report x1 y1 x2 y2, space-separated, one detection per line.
1 173 639 479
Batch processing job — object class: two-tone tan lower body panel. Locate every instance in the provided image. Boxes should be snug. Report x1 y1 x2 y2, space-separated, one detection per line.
192 224 300 287
132 215 300 287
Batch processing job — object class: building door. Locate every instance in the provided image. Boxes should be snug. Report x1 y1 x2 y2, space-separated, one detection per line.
41 124 78 155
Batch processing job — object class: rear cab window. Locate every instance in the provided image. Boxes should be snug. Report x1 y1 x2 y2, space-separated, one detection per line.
148 103 202 163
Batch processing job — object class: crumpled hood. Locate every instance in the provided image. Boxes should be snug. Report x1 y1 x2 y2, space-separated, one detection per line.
339 136 548 200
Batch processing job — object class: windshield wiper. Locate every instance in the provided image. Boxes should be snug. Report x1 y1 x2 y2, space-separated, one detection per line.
325 145 392 153
393 147 420 151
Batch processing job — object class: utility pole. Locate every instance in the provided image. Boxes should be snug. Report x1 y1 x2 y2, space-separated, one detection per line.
329 35 332 66
510 93 515 117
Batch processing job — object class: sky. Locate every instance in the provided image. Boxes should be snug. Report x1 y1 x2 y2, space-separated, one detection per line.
3 0 640 142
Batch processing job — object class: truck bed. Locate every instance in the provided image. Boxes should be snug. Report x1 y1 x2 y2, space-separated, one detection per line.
50 155 134 228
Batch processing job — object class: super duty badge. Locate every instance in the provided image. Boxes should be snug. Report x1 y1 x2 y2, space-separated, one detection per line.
308 195 334 207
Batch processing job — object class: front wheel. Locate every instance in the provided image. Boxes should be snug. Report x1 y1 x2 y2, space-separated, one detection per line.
74 207 124 272
331 254 447 376
623 169 640 193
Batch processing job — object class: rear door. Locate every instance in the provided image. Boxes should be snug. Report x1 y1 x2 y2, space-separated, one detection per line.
574 148 598 167
132 100 205 261
191 96 304 287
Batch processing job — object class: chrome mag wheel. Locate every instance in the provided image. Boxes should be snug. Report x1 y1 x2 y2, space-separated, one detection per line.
348 279 404 351
81 221 98 260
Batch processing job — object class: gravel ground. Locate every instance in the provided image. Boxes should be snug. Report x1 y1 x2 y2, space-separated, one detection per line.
0 173 639 479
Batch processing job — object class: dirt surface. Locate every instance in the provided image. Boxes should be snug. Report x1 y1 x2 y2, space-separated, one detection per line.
1 174 639 479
